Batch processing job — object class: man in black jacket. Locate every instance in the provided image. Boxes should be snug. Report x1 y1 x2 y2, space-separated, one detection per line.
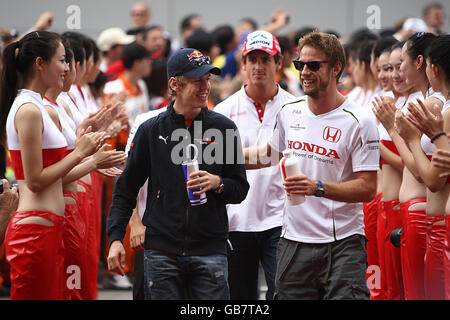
106 48 249 300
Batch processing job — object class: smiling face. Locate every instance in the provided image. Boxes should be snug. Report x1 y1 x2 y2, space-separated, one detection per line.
298 45 334 98
242 50 280 88
377 52 393 91
172 72 212 109
62 56 76 92
41 42 68 90
390 47 411 94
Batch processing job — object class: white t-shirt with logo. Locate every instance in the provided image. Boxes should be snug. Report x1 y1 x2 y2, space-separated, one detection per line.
214 85 295 232
269 96 380 243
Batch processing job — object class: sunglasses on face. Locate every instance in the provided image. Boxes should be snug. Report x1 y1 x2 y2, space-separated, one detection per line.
293 60 329 71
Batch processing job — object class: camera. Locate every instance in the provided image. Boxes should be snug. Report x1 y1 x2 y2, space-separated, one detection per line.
390 228 402 248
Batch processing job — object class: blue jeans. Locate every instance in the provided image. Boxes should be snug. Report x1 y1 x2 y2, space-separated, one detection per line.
143 249 230 300
227 226 281 300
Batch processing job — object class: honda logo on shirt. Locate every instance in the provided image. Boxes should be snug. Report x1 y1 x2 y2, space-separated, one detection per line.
323 126 342 143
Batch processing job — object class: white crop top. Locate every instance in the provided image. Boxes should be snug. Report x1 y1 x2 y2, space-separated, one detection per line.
43 97 77 151
57 92 85 127
6 89 67 179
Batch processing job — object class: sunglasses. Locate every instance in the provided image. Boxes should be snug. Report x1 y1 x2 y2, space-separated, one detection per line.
293 60 329 72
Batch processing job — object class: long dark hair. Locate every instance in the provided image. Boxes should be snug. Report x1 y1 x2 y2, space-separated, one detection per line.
426 35 450 85
405 32 436 65
0 31 62 147
61 32 86 66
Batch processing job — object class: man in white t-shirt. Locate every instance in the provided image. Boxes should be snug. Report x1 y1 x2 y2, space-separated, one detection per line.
215 31 294 300
244 31 380 299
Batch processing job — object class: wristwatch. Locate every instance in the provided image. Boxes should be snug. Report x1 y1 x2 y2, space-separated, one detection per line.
215 177 224 194
314 180 325 197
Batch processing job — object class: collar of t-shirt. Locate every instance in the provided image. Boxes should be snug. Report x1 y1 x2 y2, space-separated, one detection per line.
76 84 85 101
254 102 264 123
243 85 267 123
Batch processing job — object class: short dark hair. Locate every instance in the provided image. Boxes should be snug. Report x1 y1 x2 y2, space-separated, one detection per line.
181 14 200 32
212 25 235 55
121 42 150 69
186 29 214 54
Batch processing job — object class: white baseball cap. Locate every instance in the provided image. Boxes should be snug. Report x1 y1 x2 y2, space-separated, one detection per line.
402 18 428 33
242 30 281 57
97 27 135 52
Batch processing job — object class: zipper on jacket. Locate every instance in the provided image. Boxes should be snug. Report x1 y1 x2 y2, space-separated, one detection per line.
182 119 193 256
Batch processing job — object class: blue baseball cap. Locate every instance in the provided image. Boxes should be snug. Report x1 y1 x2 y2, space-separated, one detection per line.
167 48 221 79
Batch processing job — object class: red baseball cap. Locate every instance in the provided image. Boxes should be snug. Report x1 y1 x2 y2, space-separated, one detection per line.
242 30 281 57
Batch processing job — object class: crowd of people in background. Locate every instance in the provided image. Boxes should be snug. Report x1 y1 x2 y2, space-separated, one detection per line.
0 1 449 300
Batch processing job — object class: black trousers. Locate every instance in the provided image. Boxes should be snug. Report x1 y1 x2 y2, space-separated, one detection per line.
227 226 281 300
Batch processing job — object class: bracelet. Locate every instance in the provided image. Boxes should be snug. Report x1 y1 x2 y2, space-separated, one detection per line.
430 132 447 144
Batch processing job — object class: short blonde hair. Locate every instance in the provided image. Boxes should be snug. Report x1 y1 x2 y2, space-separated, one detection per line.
298 31 346 82
168 75 185 97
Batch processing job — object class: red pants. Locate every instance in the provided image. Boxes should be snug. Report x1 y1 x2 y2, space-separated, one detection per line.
5 211 64 300
376 196 388 299
364 193 383 299
424 215 446 300
384 199 404 300
77 180 98 300
90 171 102 264
445 214 450 299
63 191 86 300
400 198 427 300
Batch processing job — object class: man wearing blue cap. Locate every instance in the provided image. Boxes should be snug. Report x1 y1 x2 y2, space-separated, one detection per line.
106 48 249 300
